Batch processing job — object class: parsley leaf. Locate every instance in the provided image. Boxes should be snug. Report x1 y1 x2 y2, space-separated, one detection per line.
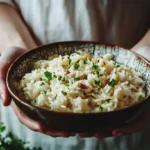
62 91 67 96
68 57 72 65
83 59 87 64
58 75 62 80
92 64 99 71
44 71 53 80
108 79 116 87
74 77 80 81
40 82 45 86
116 64 120 68
106 99 111 103
74 60 80 69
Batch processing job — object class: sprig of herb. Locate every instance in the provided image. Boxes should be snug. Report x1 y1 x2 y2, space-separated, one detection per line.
0 122 42 150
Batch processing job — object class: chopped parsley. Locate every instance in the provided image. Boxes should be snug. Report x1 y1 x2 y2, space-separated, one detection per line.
40 82 45 86
92 64 99 71
62 90 67 96
83 59 87 64
74 60 80 69
106 99 111 103
68 57 72 65
44 71 53 80
138 95 143 101
53 74 57 78
62 77 65 82
99 106 103 111
108 79 116 87
74 77 80 81
116 64 120 68
58 75 62 80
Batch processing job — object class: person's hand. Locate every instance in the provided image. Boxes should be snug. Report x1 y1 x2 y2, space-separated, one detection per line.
0 47 75 138
112 46 150 136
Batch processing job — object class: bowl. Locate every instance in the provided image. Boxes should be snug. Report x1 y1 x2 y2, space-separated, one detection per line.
6 41 150 132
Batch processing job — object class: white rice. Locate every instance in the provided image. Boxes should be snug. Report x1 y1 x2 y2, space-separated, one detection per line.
17 51 146 113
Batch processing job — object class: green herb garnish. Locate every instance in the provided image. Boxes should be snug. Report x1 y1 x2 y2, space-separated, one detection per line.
42 91 47 94
74 60 80 69
106 99 111 103
40 82 45 86
96 71 103 77
99 106 103 111
138 95 143 101
74 77 80 81
68 57 72 65
58 76 62 80
116 64 120 68
108 79 116 87
53 74 57 78
92 64 99 71
83 59 87 64
54 94 57 99
62 91 67 96
44 71 53 80
62 77 65 82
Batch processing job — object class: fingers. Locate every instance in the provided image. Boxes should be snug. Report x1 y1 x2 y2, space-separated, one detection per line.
0 47 27 106
11 101 76 138
112 108 150 136
11 101 44 132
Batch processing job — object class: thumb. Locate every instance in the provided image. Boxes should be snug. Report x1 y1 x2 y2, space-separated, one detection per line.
0 46 27 106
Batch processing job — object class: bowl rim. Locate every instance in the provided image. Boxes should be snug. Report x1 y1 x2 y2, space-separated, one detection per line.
6 40 150 115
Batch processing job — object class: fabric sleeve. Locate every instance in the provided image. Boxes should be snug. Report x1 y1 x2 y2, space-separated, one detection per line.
0 0 15 7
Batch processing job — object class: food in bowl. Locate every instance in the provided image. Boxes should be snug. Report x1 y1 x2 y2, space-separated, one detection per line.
15 51 146 113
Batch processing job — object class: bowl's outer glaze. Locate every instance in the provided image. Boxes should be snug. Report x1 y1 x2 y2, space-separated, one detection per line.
7 41 150 132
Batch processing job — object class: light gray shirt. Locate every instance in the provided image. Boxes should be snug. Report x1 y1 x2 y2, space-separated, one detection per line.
0 0 150 150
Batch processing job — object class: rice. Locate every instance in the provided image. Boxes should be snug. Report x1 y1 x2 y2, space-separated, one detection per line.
17 51 146 113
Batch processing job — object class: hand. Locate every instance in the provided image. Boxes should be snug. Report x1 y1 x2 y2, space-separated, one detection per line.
0 47 75 137
112 46 150 136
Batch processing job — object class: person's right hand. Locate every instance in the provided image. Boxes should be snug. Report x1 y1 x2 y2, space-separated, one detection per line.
0 47 76 137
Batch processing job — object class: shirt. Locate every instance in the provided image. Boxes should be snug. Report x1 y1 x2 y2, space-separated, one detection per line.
0 0 150 150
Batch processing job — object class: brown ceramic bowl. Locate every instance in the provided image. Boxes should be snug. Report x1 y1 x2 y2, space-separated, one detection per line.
6 41 150 133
